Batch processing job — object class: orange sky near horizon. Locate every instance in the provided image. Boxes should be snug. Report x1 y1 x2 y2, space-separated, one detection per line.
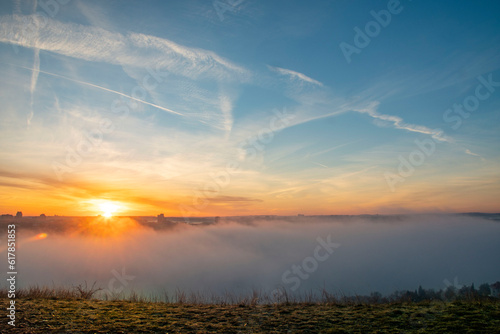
2 172 499 217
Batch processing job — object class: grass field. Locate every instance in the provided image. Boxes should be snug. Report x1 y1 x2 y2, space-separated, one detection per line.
1 296 499 333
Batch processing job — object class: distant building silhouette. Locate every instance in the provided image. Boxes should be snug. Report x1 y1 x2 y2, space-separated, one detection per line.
157 214 165 223
214 216 220 223
40 214 46 219
16 211 22 218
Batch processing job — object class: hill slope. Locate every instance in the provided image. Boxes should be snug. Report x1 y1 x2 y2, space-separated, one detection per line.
2 298 500 333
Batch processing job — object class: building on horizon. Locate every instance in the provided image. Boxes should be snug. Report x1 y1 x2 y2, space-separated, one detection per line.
157 213 165 223
16 211 22 218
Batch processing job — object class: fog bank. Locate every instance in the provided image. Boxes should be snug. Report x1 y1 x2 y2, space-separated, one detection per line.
3 214 500 297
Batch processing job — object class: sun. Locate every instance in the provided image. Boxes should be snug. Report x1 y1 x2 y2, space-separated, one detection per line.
84 199 127 218
99 201 120 218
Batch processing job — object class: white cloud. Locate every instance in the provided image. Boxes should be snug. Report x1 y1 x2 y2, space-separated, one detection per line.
464 148 485 161
0 14 250 82
353 102 451 142
268 65 323 86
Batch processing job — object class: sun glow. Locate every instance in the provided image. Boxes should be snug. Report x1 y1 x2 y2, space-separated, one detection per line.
77 200 137 236
99 201 120 218
81 199 132 222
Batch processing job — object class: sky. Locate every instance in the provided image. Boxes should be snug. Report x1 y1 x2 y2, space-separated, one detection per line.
0 0 499 216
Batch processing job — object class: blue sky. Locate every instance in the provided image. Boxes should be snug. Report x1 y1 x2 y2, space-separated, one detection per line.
0 0 499 216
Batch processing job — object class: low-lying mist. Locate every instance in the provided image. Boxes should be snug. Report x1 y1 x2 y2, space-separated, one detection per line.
3 214 500 298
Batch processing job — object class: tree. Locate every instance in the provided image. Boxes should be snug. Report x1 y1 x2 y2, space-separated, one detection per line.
478 283 491 297
369 292 382 304
443 286 456 301
417 285 426 300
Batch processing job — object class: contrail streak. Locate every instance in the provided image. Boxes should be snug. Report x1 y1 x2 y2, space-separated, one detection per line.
28 49 39 126
312 162 329 168
9 64 184 116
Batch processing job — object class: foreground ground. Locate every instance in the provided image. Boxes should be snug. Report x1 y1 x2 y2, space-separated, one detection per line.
1 298 499 333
